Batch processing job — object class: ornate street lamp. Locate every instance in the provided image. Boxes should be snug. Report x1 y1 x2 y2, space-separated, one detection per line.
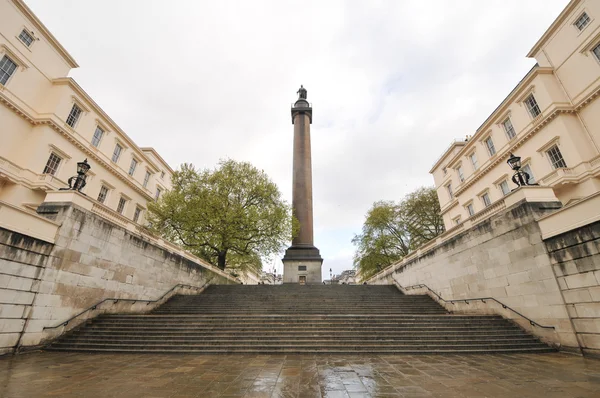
507 153 535 187
329 268 332 285
60 159 91 193
273 267 276 285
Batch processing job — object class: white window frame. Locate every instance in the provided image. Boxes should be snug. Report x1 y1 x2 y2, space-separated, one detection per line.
446 183 453 200
469 152 479 170
91 126 104 147
593 42 600 63
42 152 62 176
456 165 464 182
116 197 128 215
18 29 35 47
112 143 123 163
502 117 516 140
155 187 162 199
466 203 475 217
452 216 461 226
0 55 18 86
66 103 82 128
574 11 591 32
546 145 567 169
481 192 492 208
97 185 110 204
484 136 496 156
133 206 143 223
128 158 138 176
160 171 165 179
499 180 510 196
143 170 151 188
524 94 541 118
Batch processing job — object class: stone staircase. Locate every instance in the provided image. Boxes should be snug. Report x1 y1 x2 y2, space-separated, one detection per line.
46 285 555 354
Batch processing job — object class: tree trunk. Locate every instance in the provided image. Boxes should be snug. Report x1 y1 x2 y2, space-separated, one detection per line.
217 251 227 270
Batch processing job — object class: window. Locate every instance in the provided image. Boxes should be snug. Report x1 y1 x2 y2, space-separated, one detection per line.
298 265 307 271
442 168 447 176
117 197 127 214
453 216 461 225
575 12 591 31
128 158 138 176
160 171 165 179
481 193 491 207
66 104 82 128
466 203 475 217
97 185 109 204
485 137 496 156
503 118 516 140
524 94 541 118
112 143 123 163
546 145 567 169
133 207 142 223
593 43 600 62
446 183 453 199
42 153 62 175
469 152 478 169
18 29 34 47
155 187 162 199
0 55 18 85
499 180 510 196
521 164 536 184
143 171 151 188
457 166 464 182
91 126 104 147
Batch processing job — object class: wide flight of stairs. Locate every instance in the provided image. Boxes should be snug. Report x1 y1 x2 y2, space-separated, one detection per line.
46 285 555 354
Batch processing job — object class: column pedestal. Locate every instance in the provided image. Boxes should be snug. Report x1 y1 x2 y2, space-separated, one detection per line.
282 245 323 284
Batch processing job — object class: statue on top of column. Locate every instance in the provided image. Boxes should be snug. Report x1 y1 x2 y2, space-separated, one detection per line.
297 85 307 100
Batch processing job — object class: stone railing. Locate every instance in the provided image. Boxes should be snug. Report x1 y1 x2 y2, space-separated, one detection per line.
539 155 600 186
0 200 60 243
366 187 561 283
41 190 237 283
538 191 600 239
0 155 67 191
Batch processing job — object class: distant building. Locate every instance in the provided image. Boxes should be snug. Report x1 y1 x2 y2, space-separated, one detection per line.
431 0 600 231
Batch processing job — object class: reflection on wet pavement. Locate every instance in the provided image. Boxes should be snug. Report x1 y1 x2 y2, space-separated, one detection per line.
0 352 599 397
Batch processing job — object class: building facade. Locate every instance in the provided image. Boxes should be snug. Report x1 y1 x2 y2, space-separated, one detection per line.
0 0 172 227
431 0 600 230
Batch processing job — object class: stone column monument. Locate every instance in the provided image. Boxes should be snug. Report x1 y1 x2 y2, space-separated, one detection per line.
282 85 323 284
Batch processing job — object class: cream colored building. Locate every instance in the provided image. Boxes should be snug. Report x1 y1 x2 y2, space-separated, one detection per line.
431 0 600 230
0 0 173 226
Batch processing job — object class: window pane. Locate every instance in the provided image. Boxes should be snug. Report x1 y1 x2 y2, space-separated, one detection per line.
485 137 496 155
525 95 541 117
129 159 137 176
446 184 453 199
91 127 104 147
467 204 475 216
500 180 510 196
482 193 491 207
155 188 162 199
593 43 600 62
0 55 18 85
503 118 516 139
42 153 62 175
457 167 464 182
470 153 478 169
133 207 142 223
117 198 126 214
547 145 567 169
112 144 122 163
66 104 82 128
143 171 151 187
97 186 109 203
18 29 34 46
575 12 590 30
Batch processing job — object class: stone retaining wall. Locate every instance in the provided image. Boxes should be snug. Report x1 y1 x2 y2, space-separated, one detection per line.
545 221 600 358
0 202 236 355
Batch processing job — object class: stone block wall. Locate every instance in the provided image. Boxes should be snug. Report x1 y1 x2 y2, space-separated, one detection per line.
369 200 580 350
0 202 236 355
545 221 600 358
0 227 56 354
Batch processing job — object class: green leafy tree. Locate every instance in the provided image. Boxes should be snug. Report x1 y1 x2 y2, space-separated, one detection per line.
147 159 295 272
352 187 444 279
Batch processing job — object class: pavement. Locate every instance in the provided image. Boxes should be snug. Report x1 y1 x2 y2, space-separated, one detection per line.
0 352 599 397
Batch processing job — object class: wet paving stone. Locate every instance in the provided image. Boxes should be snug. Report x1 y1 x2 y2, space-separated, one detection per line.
0 352 598 397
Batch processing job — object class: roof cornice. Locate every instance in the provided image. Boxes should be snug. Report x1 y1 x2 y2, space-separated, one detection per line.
52 78 172 173
140 147 175 174
11 0 78 68
527 0 582 58
429 142 466 173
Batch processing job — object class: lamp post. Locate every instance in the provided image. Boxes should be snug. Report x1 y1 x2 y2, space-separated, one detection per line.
273 267 276 285
507 153 536 188
60 159 91 193
329 268 332 285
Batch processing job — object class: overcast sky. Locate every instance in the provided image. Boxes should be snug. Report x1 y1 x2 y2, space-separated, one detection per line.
27 0 567 278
